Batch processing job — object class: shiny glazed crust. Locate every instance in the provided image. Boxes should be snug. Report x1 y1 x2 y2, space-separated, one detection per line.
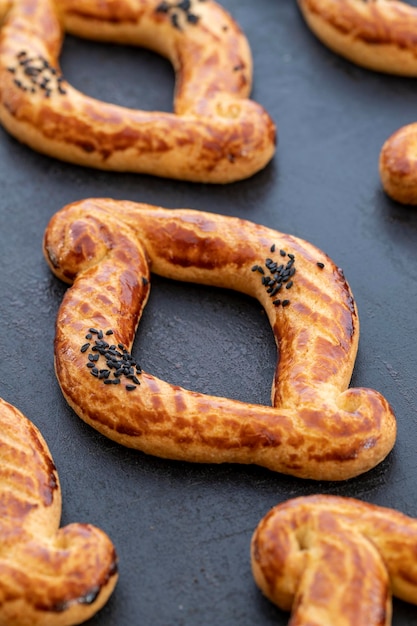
297 0 417 76
297 0 417 205
43 199 396 481
251 494 417 625
0 396 118 626
0 0 276 183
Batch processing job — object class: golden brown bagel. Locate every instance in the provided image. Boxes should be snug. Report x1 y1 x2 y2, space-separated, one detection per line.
251 494 417 625
43 199 396 481
297 0 417 204
0 0 276 183
0 396 118 626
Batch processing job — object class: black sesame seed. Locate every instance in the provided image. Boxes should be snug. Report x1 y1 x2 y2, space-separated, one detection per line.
251 265 259 272
273 299 281 306
126 385 137 391
270 244 276 252
89 328 99 334
286 281 293 289
282 299 290 307
80 343 90 353
317 262 325 269
280 249 286 257
85 333 92 340
187 12 199 23
171 12 180 28
106 329 114 335
86 363 95 369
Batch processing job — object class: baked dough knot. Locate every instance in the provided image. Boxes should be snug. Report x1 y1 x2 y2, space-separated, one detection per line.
251 494 417 626
0 396 118 626
0 0 276 183
43 199 397 481
297 0 417 204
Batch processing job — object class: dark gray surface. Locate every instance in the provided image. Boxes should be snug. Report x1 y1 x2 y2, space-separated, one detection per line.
1 1 417 624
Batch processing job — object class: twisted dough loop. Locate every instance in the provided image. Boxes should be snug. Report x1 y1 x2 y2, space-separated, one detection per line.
0 0 276 183
251 495 417 626
0 397 118 626
297 0 417 205
43 199 396 480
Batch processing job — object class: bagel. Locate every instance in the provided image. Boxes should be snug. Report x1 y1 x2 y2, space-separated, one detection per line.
251 494 417 625
43 199 396 481
297 0 417 205
0 0 276 183
0 396 118 626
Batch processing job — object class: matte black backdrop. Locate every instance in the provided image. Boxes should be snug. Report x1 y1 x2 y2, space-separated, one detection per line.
1 1 417 624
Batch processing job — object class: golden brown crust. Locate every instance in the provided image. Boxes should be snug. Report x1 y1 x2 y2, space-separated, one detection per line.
43 199 396 481
379 123 417 205
251 494 417 625
0 396 118 626
297 0 417 76
0 0 276 183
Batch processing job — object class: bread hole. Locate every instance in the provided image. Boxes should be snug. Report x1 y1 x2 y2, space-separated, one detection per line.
133 276 278 405
59 35 175 112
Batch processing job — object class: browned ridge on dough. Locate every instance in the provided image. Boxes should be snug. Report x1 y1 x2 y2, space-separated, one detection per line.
0 396 118 626
0 0 276 183
43 199 397 481
251 494 417 625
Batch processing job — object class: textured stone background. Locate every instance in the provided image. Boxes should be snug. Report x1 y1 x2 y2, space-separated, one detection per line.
0 1 416 624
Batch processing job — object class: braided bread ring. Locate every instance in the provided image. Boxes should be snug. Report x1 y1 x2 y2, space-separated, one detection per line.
297 0 417 204
43 199 396 481
251 494 417 625
0 396 118 626
0 0 275 183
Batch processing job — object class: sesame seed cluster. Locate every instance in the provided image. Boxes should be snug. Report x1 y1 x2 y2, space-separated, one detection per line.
7 50 66 98
156 0 207 29
81 328 142 391
251 245 297 308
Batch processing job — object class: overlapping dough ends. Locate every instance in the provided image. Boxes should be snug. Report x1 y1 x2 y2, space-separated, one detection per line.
251 495 417 625
0 396 118 626
44 199 396 481
297 0 417 76
0 0 276 183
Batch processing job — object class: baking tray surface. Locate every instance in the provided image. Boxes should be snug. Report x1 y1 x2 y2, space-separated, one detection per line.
1 1 417 624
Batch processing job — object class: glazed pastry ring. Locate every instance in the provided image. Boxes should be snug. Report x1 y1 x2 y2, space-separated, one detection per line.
251 494 417 625
44 199 397 481
0 396 118 626
297 0 417 205
0 0 276 183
